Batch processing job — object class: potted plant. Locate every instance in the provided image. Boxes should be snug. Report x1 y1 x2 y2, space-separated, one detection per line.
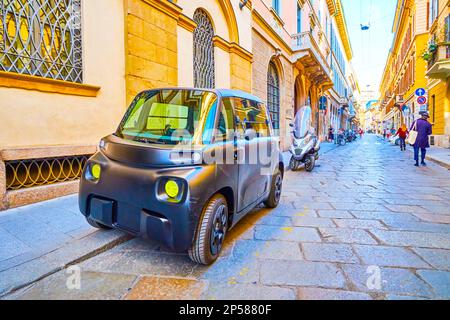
421 49 433 61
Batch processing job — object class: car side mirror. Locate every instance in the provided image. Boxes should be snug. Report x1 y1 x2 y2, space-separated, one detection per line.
244 129 256 141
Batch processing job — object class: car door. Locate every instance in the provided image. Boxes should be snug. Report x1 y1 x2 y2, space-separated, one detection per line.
234 98 269 212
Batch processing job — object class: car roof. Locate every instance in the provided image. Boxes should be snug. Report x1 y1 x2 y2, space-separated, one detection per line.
143 87 263 104
216 89 263 103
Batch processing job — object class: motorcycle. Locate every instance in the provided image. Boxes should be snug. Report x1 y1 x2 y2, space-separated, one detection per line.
288 106 321 172
337 130 346 146
346 130 357 143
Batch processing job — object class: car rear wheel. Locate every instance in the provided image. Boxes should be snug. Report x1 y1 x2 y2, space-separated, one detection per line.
264 169 283 208
85 217 112 230
189 194 228 265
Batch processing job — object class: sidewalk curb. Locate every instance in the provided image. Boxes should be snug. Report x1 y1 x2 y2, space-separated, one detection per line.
0 231 132 298
404 148 450 170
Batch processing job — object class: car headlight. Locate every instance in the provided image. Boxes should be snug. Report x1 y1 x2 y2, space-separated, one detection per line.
165 180 180 199
91 164 101 180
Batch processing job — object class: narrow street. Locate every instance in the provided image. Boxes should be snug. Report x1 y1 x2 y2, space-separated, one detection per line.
6 134 450 300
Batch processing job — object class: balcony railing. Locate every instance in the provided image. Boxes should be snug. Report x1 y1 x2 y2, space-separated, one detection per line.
291 31 332 82
426 43 450 80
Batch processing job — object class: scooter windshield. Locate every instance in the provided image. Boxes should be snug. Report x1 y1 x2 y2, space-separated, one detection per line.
293 106 312 139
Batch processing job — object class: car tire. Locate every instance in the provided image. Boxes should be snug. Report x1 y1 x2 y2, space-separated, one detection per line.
86 217 112 230
189 194 228 265
264 169 283 208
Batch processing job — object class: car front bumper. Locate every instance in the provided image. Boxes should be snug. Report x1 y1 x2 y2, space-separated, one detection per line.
79 151 209 252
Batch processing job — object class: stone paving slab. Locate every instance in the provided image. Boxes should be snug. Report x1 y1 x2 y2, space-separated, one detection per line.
302 243 359 264
260 260 346 289
125 276 206 300
416 270 450 299
412 248 450 271
369 229 450 249
342 265 434 298
352 245 431 269
254 225 322 242
319 228 378 245
9 271 137 300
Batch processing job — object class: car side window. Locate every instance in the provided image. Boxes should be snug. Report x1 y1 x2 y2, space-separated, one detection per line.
216 98 236 142
234 99 270 138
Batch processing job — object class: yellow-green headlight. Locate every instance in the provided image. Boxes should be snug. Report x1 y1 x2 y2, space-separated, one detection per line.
91 164 101 180
165 180 179 198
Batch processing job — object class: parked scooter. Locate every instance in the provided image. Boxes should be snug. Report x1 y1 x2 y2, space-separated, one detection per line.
337 129 346 146
346 130 357 143
288 106 321 172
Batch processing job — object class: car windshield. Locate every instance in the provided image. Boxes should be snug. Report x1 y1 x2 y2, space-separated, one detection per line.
116 89 218 145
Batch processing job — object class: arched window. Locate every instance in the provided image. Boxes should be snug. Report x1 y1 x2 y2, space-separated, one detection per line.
267 62 280 130
193 9 215 89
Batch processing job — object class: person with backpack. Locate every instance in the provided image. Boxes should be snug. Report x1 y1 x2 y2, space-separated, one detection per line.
409 112 433 167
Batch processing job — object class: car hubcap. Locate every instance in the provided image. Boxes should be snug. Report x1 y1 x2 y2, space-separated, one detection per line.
210 204 227 256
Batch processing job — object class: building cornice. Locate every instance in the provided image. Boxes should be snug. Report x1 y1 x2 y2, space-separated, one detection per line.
178 14 197 32
334 0 353 60
326 0 337 16
213 36 254 63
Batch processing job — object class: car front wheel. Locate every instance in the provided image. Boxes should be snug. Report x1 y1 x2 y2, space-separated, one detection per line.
189 194 228 265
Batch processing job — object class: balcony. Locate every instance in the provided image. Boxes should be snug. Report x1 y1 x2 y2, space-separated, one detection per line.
426 43 450 80
291 32 333 90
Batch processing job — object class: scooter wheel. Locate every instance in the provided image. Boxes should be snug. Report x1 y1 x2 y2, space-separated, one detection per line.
305 155 315 172
289 157 298 171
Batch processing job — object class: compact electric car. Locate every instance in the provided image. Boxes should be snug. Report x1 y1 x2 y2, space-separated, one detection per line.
79 88 284 265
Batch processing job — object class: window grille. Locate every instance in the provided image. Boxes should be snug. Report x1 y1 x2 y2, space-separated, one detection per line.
193 9 215 89
267 62 280 131
0 0 83 83
5 154 91 190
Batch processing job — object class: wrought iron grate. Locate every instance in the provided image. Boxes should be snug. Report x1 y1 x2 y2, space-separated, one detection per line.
267 61 280 130
0 0 83 83
193 9 215 89
5 154 91 190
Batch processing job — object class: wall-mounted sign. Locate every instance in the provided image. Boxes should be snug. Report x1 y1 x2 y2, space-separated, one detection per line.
417 96 427 105
415 88 426 96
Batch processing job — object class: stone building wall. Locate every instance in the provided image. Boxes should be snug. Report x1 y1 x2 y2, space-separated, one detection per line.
125 0 179 104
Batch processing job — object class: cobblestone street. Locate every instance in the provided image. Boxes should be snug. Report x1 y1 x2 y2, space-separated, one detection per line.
6 135 450 300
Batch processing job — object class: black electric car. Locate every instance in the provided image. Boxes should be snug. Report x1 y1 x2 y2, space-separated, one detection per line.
79 88 284 265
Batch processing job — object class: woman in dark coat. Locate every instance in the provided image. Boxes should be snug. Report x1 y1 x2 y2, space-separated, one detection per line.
410 112 433 166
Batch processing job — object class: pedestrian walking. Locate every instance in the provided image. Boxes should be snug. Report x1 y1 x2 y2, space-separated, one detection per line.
359 128 364 139
383 129 387 140
395 124 408 151
410 112 433 167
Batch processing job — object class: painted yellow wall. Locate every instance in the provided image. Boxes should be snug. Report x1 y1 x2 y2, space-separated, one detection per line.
429 81 446 135
125 0 178 104
0 0 127 149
